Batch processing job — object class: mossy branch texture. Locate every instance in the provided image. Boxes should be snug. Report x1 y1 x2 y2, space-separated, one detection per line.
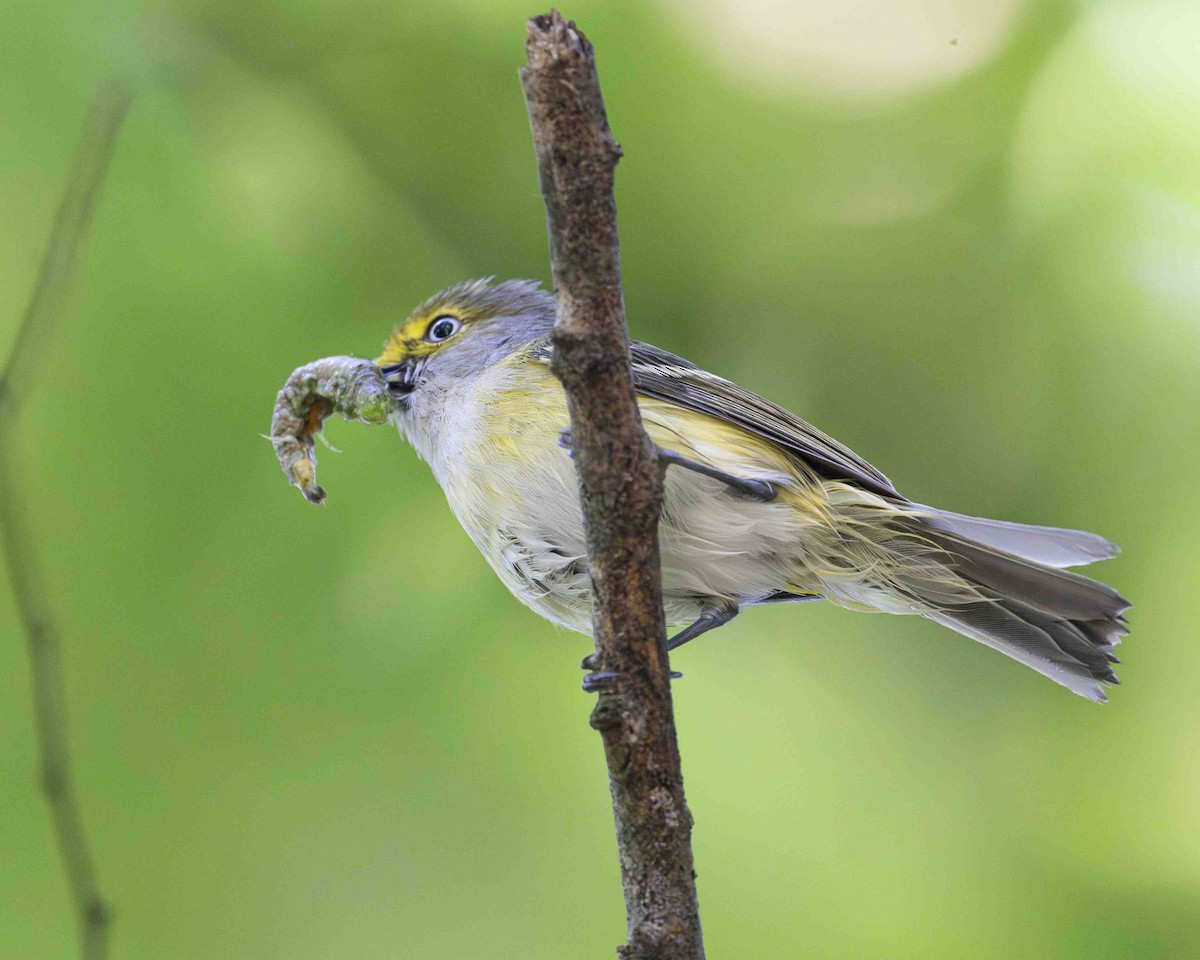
521 12 705 959
0 80 132 960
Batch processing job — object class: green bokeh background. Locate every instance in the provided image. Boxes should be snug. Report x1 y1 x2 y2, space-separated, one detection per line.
2 0 1198 957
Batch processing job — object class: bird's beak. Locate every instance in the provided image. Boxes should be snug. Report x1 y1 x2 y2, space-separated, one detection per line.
379 359 417 396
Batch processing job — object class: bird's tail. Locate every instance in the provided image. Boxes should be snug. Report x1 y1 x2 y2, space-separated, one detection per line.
911 509 1130 702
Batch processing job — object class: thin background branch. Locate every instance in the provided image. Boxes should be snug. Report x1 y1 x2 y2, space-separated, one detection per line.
521 12 704 959
0 80 133 960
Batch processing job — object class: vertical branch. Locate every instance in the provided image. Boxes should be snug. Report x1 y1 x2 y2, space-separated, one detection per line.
520 12 704 960
0 80 132 960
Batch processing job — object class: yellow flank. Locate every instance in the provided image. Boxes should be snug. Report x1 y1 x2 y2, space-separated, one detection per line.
488 345 828 497
485 350 569 468
490 349 840 592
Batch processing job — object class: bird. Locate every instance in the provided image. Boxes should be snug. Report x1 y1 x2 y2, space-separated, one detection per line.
371 277 1130 701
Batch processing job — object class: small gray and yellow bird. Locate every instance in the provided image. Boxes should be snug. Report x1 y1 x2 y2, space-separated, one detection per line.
365 278 1129 701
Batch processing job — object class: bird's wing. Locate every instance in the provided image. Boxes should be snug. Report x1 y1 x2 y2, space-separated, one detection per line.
626 340 901 499
527 336 899 498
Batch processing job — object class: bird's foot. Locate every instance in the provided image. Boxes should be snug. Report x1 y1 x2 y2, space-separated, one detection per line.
581 653 681 691
557 427 575 458
582 670 621 693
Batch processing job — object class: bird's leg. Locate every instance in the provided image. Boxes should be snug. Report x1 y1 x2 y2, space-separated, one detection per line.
658 449 777 502
558 428 777 502
668 597 740 651
757 590 825 604
561 422 751 683
580 599 741 688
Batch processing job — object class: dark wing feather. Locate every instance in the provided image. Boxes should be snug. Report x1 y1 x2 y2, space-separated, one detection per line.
627 341 901 499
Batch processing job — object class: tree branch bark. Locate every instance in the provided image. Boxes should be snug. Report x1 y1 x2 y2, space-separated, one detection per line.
0 80 132 960
520 12 705 959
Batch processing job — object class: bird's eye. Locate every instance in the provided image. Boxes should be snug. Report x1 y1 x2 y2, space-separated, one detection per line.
426 315 461 342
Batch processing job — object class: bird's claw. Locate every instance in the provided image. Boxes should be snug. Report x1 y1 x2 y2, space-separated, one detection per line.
580 654 682 691
582 670 621 693
557 427 575 458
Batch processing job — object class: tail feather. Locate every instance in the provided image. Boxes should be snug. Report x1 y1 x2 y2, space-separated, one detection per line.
934 532 1127 622
917 526 1130 702
919 506 1119 568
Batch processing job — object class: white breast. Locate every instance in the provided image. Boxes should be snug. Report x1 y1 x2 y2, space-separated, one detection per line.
394 360 597 631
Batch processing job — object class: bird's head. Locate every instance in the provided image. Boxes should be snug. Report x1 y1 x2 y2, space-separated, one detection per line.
375 278 553 397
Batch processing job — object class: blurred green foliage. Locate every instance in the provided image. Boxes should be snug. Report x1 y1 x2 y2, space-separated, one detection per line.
2 0 1198 957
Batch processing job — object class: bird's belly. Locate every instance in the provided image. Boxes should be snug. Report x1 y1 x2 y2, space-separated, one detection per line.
440 422 594 631
440 408 813 633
